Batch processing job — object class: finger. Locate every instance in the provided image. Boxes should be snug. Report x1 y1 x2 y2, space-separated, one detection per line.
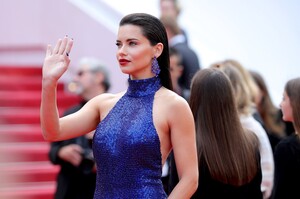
46 44 52 57
53 38 62 54
64 38 74 57
72 145 83 154
58 36 68 55
71 155 82 166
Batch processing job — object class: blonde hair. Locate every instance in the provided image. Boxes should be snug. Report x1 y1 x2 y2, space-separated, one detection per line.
210 61 254 115
223 59 260 103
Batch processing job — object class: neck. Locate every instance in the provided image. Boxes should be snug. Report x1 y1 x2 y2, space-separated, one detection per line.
126 76 161 97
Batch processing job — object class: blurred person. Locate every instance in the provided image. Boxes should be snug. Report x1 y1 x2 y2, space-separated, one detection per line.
169 46 190 100
49 57 111 199
160 15 201 90
272 77 300 199
189 68 262 199
211 59 263 123
214 64 274 199
159 0 188 44
159 0 181 23
41 13 198 198
223 59 260 103
249 70 286 152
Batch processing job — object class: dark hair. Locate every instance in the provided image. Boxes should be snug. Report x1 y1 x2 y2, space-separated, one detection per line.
285 77 300 133
119 13 172 90
189 68 260 185
249 70 284 136
169 46 182 64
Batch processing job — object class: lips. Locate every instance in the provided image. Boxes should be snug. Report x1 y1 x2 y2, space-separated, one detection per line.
119 59 130 66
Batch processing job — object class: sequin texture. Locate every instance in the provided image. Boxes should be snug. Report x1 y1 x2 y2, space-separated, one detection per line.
93 76 167 199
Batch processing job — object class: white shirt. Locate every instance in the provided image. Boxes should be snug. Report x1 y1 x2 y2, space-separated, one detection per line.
240 114 274 199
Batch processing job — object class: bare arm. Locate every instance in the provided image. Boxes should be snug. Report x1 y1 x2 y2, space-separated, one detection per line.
40 37 100 141
168 97 198 199
40 36 74 141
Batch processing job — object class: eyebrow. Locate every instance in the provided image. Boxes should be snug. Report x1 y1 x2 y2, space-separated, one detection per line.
116 38 139 43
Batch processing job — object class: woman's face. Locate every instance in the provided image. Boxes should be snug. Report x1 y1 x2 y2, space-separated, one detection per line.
116 24 156 79
170 54 182 84
280 91 293 122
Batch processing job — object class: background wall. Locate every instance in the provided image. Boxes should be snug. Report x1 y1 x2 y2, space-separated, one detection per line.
0 0 127 93
0 0 299 105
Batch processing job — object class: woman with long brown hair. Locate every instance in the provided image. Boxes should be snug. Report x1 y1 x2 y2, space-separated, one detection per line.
190 68 262 199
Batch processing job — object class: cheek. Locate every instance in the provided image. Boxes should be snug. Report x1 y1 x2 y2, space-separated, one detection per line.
132 48 150 60
282 103 293 122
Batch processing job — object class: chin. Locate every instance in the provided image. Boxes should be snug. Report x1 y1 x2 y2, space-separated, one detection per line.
120 69 131 75
283 116 293 122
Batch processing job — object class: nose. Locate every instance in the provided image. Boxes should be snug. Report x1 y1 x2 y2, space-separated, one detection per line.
117 45 127 56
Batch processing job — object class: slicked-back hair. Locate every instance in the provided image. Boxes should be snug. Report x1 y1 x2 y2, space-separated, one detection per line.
189 68 260 186
120 13 172 90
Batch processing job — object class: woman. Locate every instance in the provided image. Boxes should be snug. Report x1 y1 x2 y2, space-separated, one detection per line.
40 13 198 198
249 70 286 152
212 63 274 199
189 68 262 199
272 77 300 199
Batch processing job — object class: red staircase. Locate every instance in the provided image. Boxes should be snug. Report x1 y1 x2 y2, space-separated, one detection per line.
0 65 80 199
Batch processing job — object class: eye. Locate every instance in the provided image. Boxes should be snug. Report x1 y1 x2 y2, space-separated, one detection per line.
116 42 122 48
129 41 137 46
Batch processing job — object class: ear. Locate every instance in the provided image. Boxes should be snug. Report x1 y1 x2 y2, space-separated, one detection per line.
154 42 164 58
93 73 104 85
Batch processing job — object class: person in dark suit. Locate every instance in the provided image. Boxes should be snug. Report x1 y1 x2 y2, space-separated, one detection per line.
160 15 201 90
48 57 111 199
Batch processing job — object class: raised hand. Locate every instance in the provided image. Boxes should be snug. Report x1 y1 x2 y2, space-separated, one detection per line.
42 36 73 83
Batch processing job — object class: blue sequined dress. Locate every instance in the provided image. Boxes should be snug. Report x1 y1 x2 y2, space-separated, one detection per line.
93 76 167 199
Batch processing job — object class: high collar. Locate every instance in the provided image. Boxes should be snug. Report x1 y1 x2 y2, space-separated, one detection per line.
126 76 161 97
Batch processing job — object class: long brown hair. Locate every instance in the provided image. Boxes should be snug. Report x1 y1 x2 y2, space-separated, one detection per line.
250 70 285 137
284 77 300 134
189 68 260 186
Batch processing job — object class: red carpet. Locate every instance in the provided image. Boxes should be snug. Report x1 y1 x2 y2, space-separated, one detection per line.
0 65 80 199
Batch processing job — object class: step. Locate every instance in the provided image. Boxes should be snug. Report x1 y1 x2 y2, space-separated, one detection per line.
0 124 45 142
0 90 80 108
0 181 55 199
0 66 42 77
0 161 59 183
0 142 51 162
0 107 67 125
0 75 64 91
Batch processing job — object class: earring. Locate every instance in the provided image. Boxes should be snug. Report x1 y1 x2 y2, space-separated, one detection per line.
151 56 161 77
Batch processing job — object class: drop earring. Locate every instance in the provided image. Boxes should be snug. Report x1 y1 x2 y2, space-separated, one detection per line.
151 56 161 77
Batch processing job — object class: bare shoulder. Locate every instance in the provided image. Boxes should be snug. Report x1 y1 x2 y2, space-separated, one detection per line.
89 91 126 120
89 91 125 105
156 88 189 106
155 88 190 114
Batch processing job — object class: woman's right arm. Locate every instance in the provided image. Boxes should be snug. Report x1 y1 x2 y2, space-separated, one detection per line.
41 36 100 142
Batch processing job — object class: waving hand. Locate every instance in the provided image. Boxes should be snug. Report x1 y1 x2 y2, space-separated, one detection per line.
43 36 73 82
